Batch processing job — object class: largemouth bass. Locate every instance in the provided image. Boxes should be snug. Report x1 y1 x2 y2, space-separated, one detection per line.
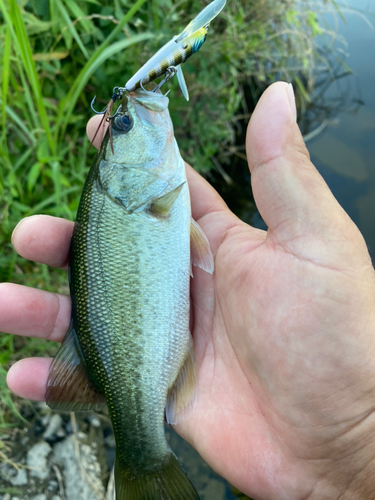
45 89 214 500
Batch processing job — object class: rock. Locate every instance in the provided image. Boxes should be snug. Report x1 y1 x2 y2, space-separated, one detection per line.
51 496 62 500
0 463 15 483
27 441 52 480
53 435 104 500
20 436 30 446
47 479 58 492
31 495 47 500
105 434 116 448
41 414 51 427
88 415 101 428
34 402 49 413
10 467 27 486
201 478 226 499
43 414 64 441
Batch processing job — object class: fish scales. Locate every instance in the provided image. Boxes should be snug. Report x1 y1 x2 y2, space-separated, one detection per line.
73 112 190 467
77 171 191 469
46 90 203 499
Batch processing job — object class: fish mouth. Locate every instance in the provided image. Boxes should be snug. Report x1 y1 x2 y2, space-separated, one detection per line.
120 92 130 111
110 87 169 133
111 95 134 133
128 89 169 112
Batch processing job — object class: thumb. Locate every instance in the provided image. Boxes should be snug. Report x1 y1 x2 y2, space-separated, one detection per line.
86 114 109 150
246 82 362 261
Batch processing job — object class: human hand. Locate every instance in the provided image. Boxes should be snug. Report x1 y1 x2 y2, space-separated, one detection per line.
4 82 375 500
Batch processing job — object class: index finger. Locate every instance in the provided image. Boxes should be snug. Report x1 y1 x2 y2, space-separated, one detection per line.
12 215 74 269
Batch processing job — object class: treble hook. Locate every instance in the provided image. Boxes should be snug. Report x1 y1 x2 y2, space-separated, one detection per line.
90 95 107 115
153 66 178 93
88 86 127 155
90 96 122 119
139 76 148 92
90 87 124 118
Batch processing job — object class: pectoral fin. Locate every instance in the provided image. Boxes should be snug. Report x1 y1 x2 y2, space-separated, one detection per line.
176 65 189 101
149 183 185 217
45 324 106 412
166 332 197 425
190 218 214 274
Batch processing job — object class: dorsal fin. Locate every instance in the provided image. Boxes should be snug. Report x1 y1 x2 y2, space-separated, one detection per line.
45 324 106 412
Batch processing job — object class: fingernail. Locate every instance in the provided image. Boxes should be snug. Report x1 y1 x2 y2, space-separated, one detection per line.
287 83 297 122
11 215 40 246
11 218 26 245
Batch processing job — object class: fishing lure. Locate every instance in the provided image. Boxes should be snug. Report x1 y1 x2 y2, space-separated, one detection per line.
89 0 226 152
91 0 226 116
125 0 226 101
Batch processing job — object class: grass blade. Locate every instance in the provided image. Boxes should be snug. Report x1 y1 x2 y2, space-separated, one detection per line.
55 0 149 142
2 0 55 154
55 0 89 59
1 24 11 138
0 98 36 146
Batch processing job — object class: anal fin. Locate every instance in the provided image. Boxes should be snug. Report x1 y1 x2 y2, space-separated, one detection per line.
166 332 197 425
45 324 106 412
190 218 214 274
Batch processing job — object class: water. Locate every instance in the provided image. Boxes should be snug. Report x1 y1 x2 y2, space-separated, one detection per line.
307 0 375 260
171 3 375 499
250 1 375 263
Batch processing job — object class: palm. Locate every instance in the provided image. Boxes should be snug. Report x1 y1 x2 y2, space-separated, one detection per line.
180 167 375 498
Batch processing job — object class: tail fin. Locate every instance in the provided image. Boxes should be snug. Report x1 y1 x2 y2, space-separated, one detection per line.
115 451 200 500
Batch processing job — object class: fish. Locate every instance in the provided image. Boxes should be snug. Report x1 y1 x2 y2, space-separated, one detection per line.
45 88 214 500
125 0 227 100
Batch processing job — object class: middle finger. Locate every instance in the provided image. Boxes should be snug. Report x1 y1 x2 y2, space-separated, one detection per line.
12 215 74 269
0 283 70 342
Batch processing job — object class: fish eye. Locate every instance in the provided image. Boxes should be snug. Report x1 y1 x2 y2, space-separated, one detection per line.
112 113 134 133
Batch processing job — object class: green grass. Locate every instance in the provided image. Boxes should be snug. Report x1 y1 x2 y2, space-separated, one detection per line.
0 0 343 423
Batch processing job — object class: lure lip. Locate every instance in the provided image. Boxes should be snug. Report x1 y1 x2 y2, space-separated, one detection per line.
175 0 226 42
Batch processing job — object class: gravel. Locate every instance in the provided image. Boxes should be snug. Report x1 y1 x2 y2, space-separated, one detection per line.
27 442 52 480
1 405 239 500
0 410 107 500
52 435 104 500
